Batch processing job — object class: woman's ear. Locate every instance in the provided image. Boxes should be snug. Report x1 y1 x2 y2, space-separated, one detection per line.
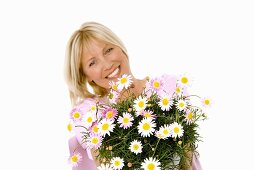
88 80 95 85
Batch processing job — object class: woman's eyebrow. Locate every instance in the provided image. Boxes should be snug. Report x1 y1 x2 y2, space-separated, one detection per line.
87 56 95 62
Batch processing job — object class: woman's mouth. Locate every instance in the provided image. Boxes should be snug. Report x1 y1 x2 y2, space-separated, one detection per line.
106 67 120 78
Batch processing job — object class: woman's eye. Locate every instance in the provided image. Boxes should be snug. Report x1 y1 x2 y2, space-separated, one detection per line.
89 60 95 67
105 48 113 54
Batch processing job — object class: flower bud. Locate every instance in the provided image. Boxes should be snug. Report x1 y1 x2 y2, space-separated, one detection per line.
127 162 132 167
128 108 132 112
102 158 106 162
109 146 113 150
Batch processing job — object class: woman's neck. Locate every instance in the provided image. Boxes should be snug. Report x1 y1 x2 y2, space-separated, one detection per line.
117 77 147 101
131 78 147 97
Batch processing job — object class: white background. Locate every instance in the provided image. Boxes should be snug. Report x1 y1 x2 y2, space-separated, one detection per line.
0 0 254 170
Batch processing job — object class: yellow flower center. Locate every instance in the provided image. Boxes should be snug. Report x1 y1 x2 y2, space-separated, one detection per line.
157 133 163 138
67 123 72 132
163 129 169 135
181 77 188 84
71 155 78 163
120 77 127 84
91 106 96 112
114 160 120 166
133 144 139 150
162 98 169 105
73 112 80 119
92 125 99 133
102 124 109 131
174 127 180 134
87 117 93 123
112 85 118 91
106 111 113 119
147 163 155 170
144 112 151 118
187 112 193 119
138 101 145 108
123 117 129 124
91 137 99 144
179 102 185 108
153 81 160 88
204 99 210 105
143 123 150 130
176 87 181 93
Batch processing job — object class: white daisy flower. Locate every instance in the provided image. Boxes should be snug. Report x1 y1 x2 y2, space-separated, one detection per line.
82 111 96 128
201 97 212 108
138 118 156 137
97 163 113 170
175 86 182 95
141 157 161 170
117 74 133 90
176 99 187 111
155 131 165 139
159 124 171 139
129 140 143 154
185 110 194 124
159 95 173 111
117 112 134 129
170 122 184 138
111 157 124 170
178 73 192 88
134 96 148 112
98 118 115 137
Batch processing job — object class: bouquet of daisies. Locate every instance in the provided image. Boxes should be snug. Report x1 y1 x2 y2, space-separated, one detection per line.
68 74 211 170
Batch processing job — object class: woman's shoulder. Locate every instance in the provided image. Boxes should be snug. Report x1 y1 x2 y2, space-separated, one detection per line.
73 96 105 111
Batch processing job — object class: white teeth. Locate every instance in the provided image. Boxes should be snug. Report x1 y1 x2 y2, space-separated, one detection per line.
107 67 119 78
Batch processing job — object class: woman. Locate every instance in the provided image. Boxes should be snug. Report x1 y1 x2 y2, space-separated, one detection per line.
65 22 202 170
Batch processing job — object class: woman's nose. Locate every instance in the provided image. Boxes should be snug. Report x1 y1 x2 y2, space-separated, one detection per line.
102 59 113 71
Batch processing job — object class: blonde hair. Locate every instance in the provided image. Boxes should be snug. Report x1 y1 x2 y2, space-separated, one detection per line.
64 22 128 106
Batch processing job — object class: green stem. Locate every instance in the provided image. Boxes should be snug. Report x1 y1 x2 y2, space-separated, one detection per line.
152 139 160 157
175 109 179 123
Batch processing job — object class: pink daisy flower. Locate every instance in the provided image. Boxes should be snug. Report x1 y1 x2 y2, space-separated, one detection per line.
141 110 155 119
70 108 83 122
117 112 134 129
147 77 165 95
89 122 100 134
88 133 102 149
69 152 82 167
102 107 118 120
109 81 122 93
108 90 120 104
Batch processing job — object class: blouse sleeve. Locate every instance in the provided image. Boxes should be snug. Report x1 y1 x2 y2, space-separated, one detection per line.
68 98 99 170
192 153 203 170
68 136 97 170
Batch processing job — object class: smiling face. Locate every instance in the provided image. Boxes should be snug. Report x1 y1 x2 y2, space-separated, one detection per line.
82 39 132 89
